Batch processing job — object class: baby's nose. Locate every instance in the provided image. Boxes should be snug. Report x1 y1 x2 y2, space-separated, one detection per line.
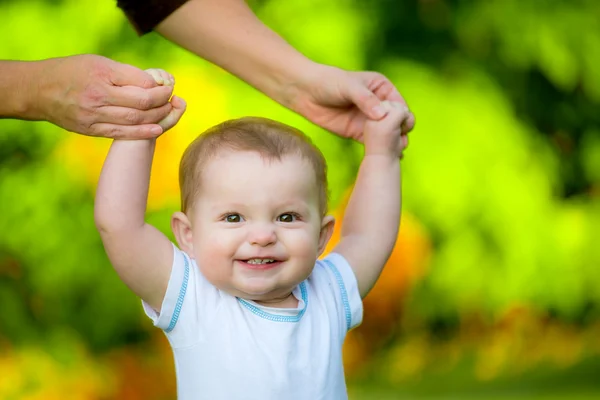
248 223 277 246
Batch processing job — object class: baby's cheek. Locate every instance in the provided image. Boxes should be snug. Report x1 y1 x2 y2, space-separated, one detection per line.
284 229 320 256
195 232 236 280
196 236 225 264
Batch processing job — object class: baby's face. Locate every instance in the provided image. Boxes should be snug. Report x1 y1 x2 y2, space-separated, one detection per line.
188 150 331 302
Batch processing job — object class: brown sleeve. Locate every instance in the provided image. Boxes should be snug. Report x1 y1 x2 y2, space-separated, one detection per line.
117 0 190 35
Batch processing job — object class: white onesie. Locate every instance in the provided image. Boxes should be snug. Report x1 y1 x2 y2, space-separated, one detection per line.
143 245 363 400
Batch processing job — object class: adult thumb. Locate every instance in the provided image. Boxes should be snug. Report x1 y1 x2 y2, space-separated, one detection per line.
347 83 387 120
110 62 158 89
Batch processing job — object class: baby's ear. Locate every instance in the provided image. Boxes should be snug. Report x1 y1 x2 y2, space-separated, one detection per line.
317 215 336 256
171 211 194 257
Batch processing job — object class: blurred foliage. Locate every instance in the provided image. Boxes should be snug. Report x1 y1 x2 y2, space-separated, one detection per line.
0 0 598 398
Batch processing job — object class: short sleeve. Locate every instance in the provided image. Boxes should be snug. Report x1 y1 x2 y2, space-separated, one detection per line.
117 0 190 35
320 253 363 330
142 244 191 331
142 244 215 348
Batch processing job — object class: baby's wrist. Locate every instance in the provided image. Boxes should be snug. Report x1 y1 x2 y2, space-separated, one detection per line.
362 150 400 163
364 143 403 159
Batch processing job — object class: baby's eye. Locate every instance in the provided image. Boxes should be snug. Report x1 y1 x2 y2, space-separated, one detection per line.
277 213 298 223
225 214 243 223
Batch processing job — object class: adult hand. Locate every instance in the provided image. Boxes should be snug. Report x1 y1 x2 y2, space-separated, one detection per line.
287 65 415 142
32 54 178 139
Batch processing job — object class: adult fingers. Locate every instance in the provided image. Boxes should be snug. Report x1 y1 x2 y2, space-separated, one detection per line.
88 122 164 140
359 72 415 129
347 81 388 120
369 73 406 105
106 84 174 110
109 63 159 89
347 71 408 120
95 103 173 126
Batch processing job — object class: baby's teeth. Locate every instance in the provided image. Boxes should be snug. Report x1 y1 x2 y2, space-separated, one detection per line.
247 259 274 264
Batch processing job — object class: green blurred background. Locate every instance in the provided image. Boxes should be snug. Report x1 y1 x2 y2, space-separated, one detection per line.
1 0 599 399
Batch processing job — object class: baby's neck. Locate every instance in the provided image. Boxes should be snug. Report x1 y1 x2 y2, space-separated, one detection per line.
253 292 298 309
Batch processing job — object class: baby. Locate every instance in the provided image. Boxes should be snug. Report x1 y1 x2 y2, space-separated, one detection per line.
94 68 410 400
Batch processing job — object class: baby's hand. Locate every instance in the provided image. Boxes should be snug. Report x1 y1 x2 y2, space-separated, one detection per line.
145 68 186 133
363 101 411 158
146 68 175 87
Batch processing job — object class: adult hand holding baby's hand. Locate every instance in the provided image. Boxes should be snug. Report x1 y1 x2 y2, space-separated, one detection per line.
286 65 415 143
30 55 179 139
363 101 411 159
145 68 187 133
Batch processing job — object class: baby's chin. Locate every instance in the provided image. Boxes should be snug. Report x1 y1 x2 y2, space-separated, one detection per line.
198 262 312 301
231 284 285 301
211 278 294 302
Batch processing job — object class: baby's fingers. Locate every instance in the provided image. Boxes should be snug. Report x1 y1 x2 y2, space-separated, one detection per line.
158 95 187 132
367 101 407 134
400 133 409 154
145 68 175 86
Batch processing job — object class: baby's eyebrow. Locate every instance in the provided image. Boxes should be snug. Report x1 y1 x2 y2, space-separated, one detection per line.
210 203 246 212
276 202 312 214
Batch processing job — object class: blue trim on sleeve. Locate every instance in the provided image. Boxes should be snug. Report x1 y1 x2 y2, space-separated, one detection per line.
237 281 308 322
165 252 190 333
323 259 352 331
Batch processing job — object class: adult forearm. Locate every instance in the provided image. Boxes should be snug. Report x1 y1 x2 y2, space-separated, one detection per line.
0 60 43 120
156 0 317 107
95 140 155 233
341 155 401 266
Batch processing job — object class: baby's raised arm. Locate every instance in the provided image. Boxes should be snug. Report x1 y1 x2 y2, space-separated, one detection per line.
94 69 186 311
332 101 410 298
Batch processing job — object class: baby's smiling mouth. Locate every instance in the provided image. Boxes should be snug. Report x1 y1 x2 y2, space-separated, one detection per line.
238 258 282 269
246 258 276 265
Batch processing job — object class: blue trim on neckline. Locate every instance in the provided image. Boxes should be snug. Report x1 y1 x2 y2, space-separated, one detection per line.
237 281 308 322
165 252 190 333
322 259 352 331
